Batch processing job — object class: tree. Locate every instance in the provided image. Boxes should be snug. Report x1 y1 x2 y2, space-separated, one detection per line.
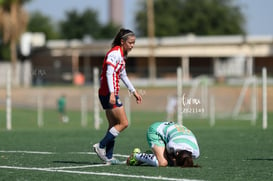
60 9 101 40
135 0 246 37
27 11 60 40
0 0 29 74
0 40 10 60
97 22 120 39
59 8 119 40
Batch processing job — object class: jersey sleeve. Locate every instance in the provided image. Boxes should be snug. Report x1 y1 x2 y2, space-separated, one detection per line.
106 65 115 93
106 51 118 67
120 68 136 93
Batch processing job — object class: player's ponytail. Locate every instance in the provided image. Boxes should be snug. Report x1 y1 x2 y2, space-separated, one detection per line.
112 28 135 48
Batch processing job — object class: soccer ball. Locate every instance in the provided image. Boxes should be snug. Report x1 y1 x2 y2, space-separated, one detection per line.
63 116 69 123
127 148 141 166
133 148 141 154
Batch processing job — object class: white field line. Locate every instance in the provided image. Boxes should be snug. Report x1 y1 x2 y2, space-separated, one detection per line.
0 165 204 181
0 150 54 154
0 150 204 181
0 150 126 170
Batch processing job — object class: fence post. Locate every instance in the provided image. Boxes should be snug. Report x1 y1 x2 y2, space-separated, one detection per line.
262 67 267 130
125 96 131 126
81 95 88 127
37 95 44 128
6 67 12 131
209 96 215 127
177 67 183 125
93 67 100 130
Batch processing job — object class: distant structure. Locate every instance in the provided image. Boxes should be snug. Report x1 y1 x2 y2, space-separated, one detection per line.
109 0 123 26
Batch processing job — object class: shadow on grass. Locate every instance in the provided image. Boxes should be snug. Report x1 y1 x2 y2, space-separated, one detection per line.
246 158 273 161
53 160 102 165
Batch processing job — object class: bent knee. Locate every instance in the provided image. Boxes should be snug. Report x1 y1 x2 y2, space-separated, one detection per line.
121 121 129 129
158 160 168 167
116 118 128 131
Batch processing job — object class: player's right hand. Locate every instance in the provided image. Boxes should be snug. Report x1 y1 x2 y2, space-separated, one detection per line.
109 92 116 105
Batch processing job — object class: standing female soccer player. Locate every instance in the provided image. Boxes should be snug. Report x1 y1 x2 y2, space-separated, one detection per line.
127 121 200 167
93 28 142 164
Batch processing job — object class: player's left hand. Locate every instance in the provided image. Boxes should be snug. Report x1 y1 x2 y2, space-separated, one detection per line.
133 91 142 104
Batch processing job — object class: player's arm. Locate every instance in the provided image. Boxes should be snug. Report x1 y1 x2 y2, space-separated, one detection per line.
106 64 115 104
105 51 119 104
152 145 168 166
120 68 142 104
165 147 176 166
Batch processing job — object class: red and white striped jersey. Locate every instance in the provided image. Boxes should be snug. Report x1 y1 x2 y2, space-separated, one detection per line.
99 46 126 96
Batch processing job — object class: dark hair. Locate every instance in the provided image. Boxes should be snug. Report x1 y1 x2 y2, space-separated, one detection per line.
112 28 135 48
175 150 200 168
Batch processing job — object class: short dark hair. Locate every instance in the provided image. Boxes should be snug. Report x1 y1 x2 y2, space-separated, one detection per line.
112 28 135 48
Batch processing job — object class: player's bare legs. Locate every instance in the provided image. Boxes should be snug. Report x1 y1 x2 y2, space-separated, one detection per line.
93 106 128 163
106 106 129 132
152 145 168 166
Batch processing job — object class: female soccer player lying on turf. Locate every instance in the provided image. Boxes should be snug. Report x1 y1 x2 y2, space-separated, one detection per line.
127 121 200 167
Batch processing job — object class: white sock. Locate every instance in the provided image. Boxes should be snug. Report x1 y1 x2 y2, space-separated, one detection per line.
135 153 159 167
109 127 120 137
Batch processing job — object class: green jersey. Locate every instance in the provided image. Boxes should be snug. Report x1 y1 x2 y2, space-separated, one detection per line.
58 96 66 113
147 122 200 158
